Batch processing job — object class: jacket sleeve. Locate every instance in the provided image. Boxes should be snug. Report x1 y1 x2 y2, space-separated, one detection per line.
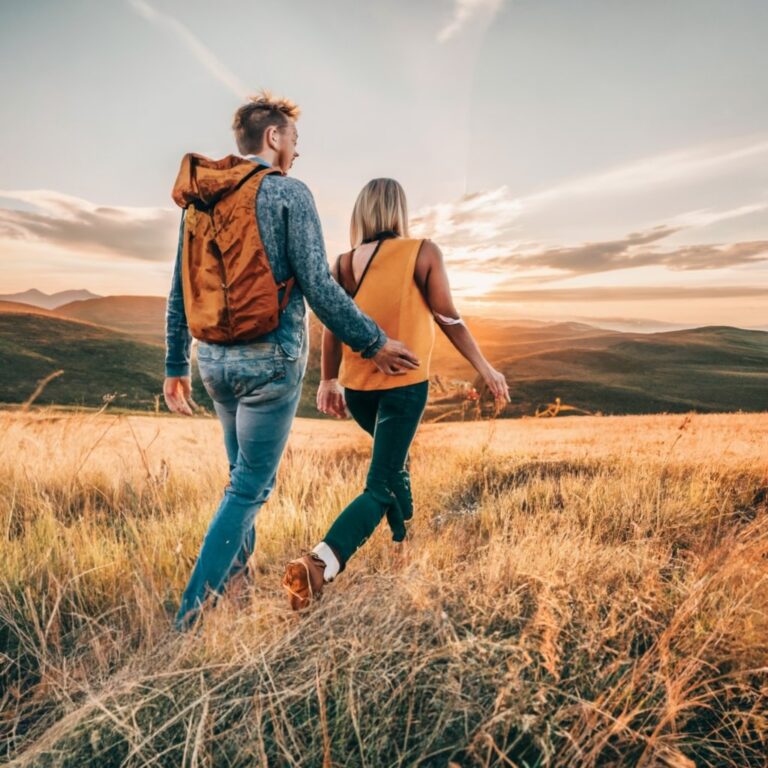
164 210 192 377
285 181 386 358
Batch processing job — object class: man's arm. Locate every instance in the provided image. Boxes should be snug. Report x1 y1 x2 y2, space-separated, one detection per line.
165 211 192 377
284 181 386 357
163 211 197 416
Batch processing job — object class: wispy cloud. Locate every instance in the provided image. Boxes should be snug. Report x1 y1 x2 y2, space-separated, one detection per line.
0 190 177 262
525 138 768 206
410 186 522 245
445 224 768 278
437 0 504 42
412 137 768 254
513 229 768 276
410 135 768 283
127 0 249 99
664 201 768 229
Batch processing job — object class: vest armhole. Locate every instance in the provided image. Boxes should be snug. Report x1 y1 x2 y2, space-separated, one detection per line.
338 251 355 296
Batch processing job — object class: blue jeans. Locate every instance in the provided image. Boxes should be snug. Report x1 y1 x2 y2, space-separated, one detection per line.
175 335 308 630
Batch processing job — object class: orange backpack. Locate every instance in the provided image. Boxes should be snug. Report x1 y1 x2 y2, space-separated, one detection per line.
171 153 294 344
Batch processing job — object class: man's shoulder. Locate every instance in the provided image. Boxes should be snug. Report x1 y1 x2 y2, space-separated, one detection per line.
261 174 314 203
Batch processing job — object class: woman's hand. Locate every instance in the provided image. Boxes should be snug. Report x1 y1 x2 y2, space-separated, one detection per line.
317 379 347 418
481 365 511 403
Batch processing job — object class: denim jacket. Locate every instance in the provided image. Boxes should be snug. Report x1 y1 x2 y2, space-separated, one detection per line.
164 155 386 377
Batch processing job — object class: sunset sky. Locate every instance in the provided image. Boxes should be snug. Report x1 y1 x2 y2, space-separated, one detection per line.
1 0 767 328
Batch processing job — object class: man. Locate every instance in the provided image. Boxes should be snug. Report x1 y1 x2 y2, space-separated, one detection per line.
164 91 419 630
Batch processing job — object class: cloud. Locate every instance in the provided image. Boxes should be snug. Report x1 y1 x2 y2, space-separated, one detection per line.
445 225 768 278
411 138 768 256
0 189 178 262
411 184 768 279
516 230 768 276
469 285 768 303
410 186 522 245
665 202 768 229
409 136 768 281
525 137 768 206
127 0 249 99
438 0 504 42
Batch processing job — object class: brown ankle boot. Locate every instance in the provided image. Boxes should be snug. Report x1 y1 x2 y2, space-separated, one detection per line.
282 553 326 611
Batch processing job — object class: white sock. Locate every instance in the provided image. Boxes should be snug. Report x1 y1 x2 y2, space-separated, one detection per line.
312 542 340 582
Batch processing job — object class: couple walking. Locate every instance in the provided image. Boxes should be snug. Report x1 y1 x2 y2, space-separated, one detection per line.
164 91 509 630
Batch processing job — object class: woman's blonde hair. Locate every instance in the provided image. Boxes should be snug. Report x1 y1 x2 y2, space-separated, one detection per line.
350 178 409 248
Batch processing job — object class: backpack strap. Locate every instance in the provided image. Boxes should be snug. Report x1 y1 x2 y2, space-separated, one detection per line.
244 165 296 314
277 276 295 312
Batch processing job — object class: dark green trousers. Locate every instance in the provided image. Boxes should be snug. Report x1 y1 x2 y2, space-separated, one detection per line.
323 380 429 568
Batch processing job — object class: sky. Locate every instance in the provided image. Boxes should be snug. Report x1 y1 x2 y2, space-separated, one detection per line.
1 0 767 328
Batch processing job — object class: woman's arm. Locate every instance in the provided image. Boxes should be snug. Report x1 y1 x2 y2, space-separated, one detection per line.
321 325 343 381
415 240 510 402
317 326 347 418
317 258 348 418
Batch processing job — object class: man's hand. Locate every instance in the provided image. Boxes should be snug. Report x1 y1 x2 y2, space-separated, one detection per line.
163 376 198 416
372 339 420 376
317 379 347 419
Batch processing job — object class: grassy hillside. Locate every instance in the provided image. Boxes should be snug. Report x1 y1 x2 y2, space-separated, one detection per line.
486 326 768 415
429 325 768 419
56 296 167 344
0 300 62 316
0 313 212 412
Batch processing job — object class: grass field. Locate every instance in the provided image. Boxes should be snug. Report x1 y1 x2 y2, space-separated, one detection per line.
1 409 767 766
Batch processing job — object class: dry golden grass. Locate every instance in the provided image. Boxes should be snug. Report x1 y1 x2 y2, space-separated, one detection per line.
0 408 767 767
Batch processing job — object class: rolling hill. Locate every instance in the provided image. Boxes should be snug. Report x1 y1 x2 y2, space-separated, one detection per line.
1 297 766 418
0 300 62 317
56 295 166 344
0 312 212 412
463 325 768 417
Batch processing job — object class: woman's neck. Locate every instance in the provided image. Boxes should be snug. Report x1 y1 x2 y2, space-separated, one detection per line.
361 229 399 245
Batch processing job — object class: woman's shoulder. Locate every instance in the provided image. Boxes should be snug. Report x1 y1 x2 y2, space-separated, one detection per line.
413 238 442 260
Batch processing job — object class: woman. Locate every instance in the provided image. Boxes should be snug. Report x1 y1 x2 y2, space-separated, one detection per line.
281 178 509 609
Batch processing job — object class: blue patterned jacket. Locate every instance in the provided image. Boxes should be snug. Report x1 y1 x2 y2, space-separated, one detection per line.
164 155 386 377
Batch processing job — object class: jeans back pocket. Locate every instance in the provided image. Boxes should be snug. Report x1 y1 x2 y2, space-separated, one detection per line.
229 351 286 398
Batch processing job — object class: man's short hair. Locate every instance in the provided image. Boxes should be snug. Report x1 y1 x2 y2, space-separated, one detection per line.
232 90 300 155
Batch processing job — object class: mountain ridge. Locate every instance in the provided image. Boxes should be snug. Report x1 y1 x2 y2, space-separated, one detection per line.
0 289 102 309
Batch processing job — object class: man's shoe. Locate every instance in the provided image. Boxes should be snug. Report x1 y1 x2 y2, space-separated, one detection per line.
282 553 326 611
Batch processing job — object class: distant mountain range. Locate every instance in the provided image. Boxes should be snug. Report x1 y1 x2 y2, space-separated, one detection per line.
0 289 102 310
1 295 766 418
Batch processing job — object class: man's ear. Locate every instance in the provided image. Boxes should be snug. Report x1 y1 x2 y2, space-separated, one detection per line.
266 125 279 151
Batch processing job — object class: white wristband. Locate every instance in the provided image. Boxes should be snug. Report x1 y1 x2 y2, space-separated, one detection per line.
433 311 464 326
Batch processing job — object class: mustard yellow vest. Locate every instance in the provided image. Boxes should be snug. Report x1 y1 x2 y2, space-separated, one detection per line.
339 238 435 391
